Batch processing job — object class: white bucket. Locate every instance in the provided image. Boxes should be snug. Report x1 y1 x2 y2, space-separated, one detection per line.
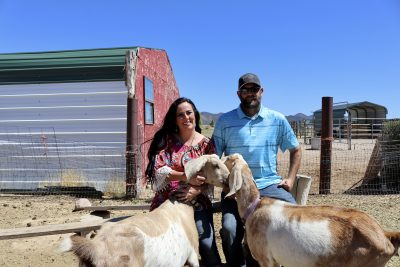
311 137 321 150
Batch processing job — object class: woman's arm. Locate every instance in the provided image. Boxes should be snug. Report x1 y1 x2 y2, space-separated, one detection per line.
166 170 187 182
152 163 205 192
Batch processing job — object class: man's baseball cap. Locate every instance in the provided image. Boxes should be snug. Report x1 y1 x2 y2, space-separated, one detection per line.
238 73 261 89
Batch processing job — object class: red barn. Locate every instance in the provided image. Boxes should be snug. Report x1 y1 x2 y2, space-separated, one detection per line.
0 47 179 197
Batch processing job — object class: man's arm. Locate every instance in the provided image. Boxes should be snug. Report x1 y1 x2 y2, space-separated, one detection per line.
211 118 225 158
279 146 302 191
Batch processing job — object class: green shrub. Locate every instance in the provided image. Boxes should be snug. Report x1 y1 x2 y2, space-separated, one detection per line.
382 119 400 141
201 125 214 138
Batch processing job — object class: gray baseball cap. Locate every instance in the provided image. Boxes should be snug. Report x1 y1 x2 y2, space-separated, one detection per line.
238 73 261 89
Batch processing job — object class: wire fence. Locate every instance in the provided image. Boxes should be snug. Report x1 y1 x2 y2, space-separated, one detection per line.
278 138 400 195
0 127 126 198
1 121 399 198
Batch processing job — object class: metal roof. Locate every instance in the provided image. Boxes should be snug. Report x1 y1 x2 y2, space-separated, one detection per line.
313 101 388 136
0 47 140 84
314 101 388 119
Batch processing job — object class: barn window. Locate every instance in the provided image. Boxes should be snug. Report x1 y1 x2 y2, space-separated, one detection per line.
144 77 154 124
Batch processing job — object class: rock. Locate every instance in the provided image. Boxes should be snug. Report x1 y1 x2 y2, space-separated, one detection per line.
74 198 92 210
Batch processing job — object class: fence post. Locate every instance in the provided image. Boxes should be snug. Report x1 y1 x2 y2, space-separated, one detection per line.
319 97 333 194
347 113 352 150
126 98 138 198
371 121 374 140
125 50 138 198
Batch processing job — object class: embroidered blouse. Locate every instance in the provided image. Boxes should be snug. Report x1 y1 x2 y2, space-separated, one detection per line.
150 134 215 211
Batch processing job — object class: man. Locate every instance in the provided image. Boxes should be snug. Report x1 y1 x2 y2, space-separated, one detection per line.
212 73 302 267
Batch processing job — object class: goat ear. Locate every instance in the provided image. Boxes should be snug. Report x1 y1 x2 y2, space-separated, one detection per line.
226 162 243 197
184 156 209 181
220 156 227 164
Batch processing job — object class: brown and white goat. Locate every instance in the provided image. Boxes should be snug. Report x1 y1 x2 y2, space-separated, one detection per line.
60 154 230 267
186 153 400 267
60 199 199 267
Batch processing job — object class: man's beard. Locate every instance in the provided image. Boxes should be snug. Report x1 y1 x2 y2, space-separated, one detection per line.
241 98 260 109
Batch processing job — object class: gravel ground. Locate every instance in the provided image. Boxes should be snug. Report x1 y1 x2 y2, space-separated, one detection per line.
0 193 399 267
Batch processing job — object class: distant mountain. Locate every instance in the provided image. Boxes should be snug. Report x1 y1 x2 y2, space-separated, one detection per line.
200 112 223 125
286 113 313 122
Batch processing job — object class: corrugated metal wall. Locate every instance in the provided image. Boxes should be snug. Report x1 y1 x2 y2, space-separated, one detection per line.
0 81 127 191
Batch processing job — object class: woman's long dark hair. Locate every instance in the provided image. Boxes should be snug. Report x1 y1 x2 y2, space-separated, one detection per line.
145 97 202 182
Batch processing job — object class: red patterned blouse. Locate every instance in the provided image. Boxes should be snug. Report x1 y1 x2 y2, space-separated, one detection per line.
150 134 215 211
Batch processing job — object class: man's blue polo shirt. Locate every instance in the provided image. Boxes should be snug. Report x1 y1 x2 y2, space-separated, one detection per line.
212 105 299 189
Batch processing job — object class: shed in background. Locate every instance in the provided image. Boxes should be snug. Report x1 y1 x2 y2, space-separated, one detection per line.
0 47 179 197
313 101 387 138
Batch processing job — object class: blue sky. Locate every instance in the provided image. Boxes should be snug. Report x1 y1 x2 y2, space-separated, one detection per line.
1 0 399 118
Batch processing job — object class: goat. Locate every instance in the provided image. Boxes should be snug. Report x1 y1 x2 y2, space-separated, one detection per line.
186 153 400 267
60 154 230 267
60 198 199 267
184 154 230 189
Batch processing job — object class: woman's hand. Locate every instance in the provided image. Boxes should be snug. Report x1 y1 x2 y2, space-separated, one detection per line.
189 174 205 186
176 184 202 202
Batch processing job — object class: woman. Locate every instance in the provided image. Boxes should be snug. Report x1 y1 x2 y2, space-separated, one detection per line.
145 97 222 267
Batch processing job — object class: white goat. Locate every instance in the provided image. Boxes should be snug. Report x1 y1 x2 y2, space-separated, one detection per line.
60 199 199 267
60 154 230 267
185 153 400 267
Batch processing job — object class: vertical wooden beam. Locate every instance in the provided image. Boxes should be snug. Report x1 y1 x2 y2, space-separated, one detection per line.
125 50 138 198
126 98 139 198
319 97 333 194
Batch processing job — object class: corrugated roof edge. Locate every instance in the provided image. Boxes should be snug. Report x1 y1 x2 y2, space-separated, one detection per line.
0 46 166 58
0 46 167 85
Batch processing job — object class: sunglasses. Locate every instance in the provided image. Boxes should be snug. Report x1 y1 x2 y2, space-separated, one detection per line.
238 87 262 94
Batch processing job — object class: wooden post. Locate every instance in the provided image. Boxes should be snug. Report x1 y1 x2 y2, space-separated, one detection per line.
319 97 333 194
125 50 138 198
126 98 138 198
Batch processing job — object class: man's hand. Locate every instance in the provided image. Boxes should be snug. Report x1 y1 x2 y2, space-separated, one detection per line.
278 178 294 192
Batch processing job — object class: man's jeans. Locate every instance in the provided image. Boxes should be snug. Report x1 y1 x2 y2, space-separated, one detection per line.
195 207 222 267
259 183 296 204
220 193 246 267
220 184 296 267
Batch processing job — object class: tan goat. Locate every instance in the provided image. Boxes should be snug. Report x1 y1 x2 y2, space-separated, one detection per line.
185 153 400 267
60 154 230 267
60 199 199 267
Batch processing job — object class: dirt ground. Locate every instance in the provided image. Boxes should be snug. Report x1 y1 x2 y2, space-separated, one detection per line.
0 193 399 267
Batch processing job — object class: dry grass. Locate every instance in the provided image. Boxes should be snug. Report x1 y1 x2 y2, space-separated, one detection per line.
103 178 126 198
38 169 88 188
59 169 87 187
